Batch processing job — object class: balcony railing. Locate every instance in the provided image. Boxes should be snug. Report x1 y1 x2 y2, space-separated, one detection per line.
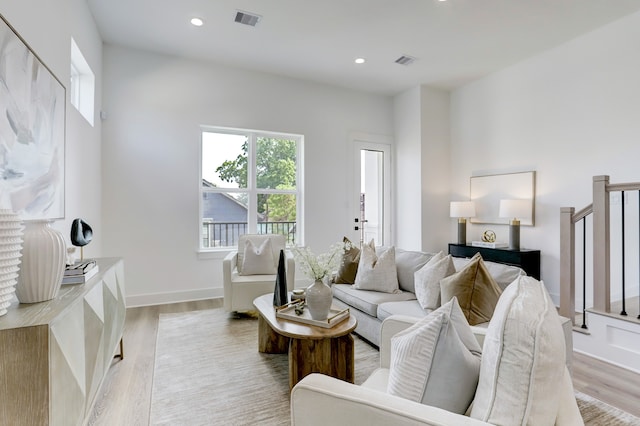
202 221 297 248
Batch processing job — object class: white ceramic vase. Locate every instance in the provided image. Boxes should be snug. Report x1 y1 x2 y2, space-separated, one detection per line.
15 220 66 304
306 278 333 320
0 210 24 316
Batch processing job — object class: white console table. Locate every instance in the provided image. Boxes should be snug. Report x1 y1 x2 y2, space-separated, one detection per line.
0 257 126 426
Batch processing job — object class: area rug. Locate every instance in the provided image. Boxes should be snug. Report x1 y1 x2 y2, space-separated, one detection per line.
150 308 639 426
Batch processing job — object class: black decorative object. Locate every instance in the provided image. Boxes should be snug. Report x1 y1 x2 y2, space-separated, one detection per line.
273 249 288 307
70 218 93 261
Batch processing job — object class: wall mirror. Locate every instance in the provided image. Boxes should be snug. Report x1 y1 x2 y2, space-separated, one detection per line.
470 171 536 226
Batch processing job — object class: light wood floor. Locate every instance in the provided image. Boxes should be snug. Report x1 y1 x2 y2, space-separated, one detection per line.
89 299 640 424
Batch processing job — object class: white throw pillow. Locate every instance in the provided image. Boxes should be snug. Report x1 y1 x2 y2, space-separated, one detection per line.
240 239 276 275
353 242 400 293
470 275 566 425
414 252 456 310
387 297 482 414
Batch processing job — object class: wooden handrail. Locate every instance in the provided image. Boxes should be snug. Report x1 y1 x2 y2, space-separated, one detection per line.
559 175 640 326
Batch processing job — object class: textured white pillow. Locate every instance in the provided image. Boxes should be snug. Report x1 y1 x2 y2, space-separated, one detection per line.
353 242 400 294
240 239 276 275
414 252 456 310
387 297 482 414
470 275 566 425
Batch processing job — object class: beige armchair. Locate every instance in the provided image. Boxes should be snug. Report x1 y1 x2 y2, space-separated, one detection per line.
223 234 295 312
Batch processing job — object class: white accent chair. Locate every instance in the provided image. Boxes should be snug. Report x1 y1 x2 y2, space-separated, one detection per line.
291 315 583 426
223 234 295 312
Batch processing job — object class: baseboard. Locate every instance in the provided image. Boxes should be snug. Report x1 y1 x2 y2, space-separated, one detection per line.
126 288 224 307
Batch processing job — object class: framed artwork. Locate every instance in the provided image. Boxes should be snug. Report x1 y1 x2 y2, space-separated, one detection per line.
470 171 536 226
0 14 66 221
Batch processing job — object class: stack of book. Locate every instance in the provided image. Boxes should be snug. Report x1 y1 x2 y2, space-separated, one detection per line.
471 241 508 249
62 259 99 285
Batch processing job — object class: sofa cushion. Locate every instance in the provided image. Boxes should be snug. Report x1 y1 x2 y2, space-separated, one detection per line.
240 238 277 275
377 300 428 322
452 257 525 290
387 297 482 414
332 284 416 317
393 249 433 293
470 275 566 425
334 236 360 284
440 254 502 326
354 243 400 294
414 252 456 310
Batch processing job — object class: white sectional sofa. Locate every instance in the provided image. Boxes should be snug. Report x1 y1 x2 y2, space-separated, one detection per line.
331 248 573 368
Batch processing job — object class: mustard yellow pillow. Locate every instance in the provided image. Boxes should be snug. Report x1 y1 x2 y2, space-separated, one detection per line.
440 254 502 325
334 237 360 284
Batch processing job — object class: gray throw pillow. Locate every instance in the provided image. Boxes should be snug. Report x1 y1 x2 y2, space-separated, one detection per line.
387 297 482 414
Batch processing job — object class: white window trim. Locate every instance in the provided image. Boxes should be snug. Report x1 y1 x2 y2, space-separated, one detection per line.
70 38 95 126
198 126 304 252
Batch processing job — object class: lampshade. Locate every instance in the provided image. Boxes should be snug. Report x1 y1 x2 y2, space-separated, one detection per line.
499 199 531 220
450 201 476 218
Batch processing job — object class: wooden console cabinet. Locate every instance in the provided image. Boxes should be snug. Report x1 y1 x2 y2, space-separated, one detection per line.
0 257 126 426
448 244 541 280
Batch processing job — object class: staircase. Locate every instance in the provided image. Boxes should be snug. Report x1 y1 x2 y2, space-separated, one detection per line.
560 175 640 374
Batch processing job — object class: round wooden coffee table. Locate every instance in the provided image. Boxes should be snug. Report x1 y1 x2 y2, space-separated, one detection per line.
253 293 357 390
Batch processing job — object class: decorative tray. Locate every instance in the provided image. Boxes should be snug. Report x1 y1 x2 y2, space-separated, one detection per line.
276 302 350 329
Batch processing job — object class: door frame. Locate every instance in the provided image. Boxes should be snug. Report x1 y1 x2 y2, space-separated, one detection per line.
349 132 393 247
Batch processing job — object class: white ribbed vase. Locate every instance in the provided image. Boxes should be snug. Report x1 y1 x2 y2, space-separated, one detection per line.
15 221 66 304
306 279 333 321
0 210 24 316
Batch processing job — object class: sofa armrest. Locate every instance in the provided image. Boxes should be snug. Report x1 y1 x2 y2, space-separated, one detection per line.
222 251 238 311
291 374 491 426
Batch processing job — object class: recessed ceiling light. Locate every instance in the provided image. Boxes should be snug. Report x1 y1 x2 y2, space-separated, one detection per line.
355 58 366 64
191 18 204 27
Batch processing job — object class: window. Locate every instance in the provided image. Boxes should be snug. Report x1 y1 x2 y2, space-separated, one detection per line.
200 126 303 249
70 38 95 125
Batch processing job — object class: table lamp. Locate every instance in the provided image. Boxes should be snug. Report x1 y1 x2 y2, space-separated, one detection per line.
499 199 531 250
450 201 476 245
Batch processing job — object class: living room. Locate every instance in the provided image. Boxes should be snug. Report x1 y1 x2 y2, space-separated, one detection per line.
1 0 640 424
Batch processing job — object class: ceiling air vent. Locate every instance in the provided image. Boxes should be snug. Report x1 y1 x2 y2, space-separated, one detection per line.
235 10 262 27
395 55 417 66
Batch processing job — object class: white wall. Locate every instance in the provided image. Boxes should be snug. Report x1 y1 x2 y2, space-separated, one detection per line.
393 86 451 252
450 10 640 302
393 87 422 249
0 0 103 256
419 86 451 253
101 45 394 306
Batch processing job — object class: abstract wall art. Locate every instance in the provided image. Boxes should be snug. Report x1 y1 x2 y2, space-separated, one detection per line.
0 14 65 220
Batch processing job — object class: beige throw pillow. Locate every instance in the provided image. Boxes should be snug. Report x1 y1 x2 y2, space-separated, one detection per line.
470 275 566 425
334 237 360 284
353 241 400 293
240 238 276 275
414 252 456 310
387 297 482 414
439 253 502 326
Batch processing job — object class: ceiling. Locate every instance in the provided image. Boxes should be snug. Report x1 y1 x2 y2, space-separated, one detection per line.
86 0 640 96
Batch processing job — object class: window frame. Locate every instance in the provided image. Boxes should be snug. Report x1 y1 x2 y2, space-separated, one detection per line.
198 126 304 252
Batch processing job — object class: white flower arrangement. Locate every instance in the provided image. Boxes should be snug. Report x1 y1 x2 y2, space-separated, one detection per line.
293 241 347 282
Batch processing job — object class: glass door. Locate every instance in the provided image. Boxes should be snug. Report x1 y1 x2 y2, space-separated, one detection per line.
352 139 391 247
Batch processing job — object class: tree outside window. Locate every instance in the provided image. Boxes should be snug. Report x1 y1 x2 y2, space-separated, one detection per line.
200 128 302 249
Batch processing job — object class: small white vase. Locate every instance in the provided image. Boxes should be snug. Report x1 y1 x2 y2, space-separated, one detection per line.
306 279 333 320
15 220 66 304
